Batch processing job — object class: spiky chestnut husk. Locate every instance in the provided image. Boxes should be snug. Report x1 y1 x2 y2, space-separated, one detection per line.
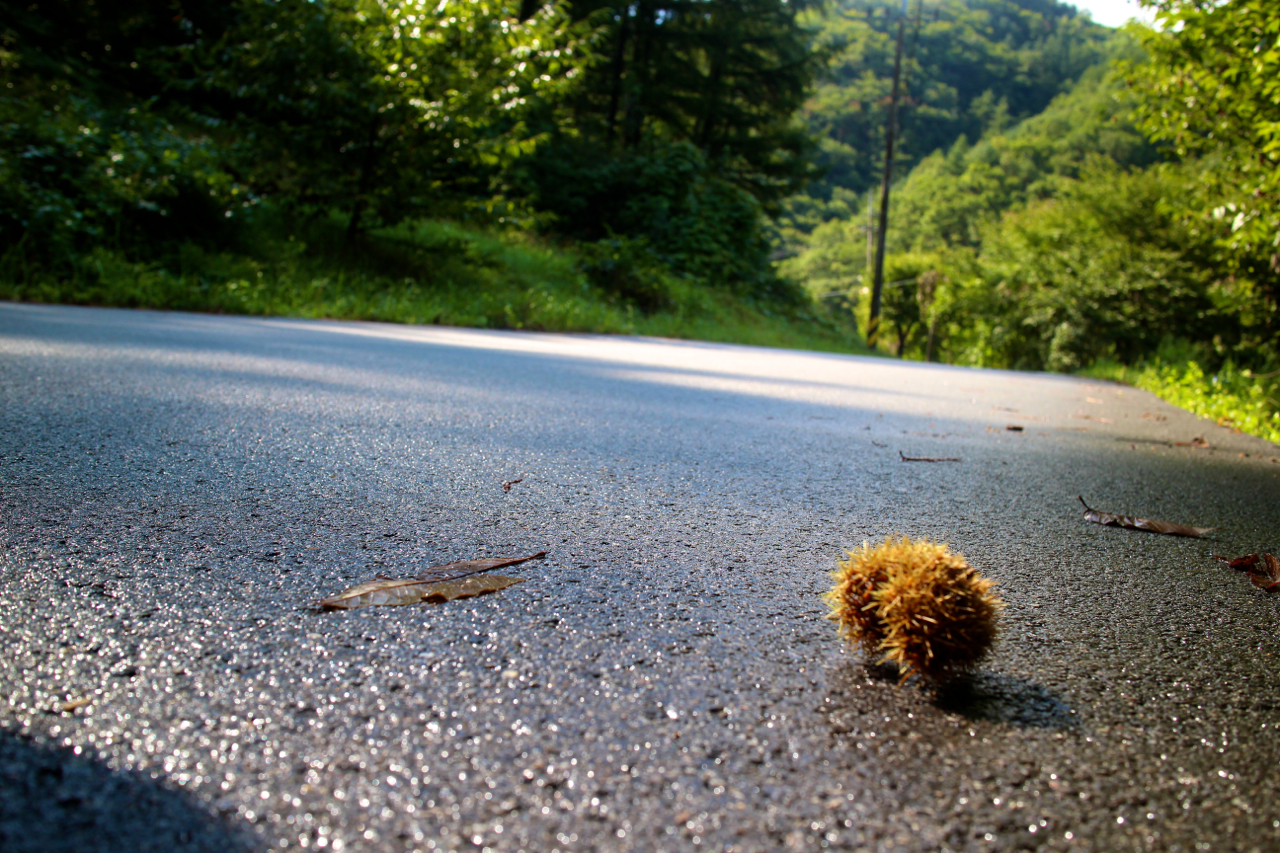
824 536 1003 684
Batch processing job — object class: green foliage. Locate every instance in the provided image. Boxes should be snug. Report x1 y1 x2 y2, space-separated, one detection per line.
576 235 683 313
0 62 235 271
955 163 1220 371
1124 0 1279 353
885 60 1156 254
780 35 1260 378
0 210 862 353
775 207 868 298
561 0 823 204
788 0 1111 225
516 0 824 299
524 140 795 298
185 0 583 234
780 54 1163 360
2 0 825 321
1084 341 1280 446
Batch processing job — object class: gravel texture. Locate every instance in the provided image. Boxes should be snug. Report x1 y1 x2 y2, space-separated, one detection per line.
2 302 1279 853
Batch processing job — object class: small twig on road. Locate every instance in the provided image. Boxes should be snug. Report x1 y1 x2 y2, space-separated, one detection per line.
502 477 524 493
899 450 960 462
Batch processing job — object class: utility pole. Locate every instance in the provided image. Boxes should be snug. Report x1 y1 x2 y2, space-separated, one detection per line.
866 7 906 350
865 189 874 287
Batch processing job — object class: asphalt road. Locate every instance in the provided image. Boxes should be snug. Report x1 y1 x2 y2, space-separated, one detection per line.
2 302 1278 853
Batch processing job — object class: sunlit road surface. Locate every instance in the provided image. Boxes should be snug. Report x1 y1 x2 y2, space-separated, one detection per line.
2 302 1278 853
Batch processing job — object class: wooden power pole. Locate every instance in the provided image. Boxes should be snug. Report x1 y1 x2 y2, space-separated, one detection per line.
866 10 906 350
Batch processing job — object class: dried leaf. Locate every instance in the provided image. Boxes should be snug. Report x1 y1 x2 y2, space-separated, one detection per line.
413 552 546 583
1173 437 1210 448
900 450 961 463
1005 425 1024 432
422 574 524 602
1253 554 1280 592
1077 496 1215 538
318 575 524 610
1214 552 1280 592
317 551 545 610
1214 552 1263 572
54 697 92 713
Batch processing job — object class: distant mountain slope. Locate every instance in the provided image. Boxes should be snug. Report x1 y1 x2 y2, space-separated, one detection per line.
777 47 1149 297
778 0 1114 248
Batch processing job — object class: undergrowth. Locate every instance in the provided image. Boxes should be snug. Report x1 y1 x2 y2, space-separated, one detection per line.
0 215 867 356
1083 343 1280 446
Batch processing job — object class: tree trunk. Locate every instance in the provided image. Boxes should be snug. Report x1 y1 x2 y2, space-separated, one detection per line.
867 16 905 350
346 116 381 243
605 4 632 144
622 0 656 148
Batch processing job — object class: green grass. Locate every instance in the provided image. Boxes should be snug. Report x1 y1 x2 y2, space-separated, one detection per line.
1083 348 1280 446
0 216 868 356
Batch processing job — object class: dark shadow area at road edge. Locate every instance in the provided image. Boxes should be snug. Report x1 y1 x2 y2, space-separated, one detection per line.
0 727 260 853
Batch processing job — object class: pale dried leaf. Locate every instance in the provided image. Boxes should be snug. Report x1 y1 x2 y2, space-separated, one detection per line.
54 697 92 713
414 552 545 583
317 551 545 610
318 575 525 610
318 577 436 609
421 574 523 602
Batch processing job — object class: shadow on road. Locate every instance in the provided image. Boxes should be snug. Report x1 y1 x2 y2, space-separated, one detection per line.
0 728 259 853
934 671 1079 731
827 661 1079 733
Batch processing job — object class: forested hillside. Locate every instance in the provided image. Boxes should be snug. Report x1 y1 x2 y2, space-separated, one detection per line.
1 0 1277 438
778 0 1278 440
777 0 1113 248
0 0 835 343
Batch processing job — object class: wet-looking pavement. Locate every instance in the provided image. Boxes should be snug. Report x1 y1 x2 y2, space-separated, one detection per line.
2 303 1278 852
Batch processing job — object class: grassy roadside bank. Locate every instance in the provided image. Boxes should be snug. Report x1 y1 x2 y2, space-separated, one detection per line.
0 217 868 357
8 213 1276 450
1082 355 1280 447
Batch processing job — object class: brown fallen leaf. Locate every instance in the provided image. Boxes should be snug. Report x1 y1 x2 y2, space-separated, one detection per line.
1173 437 1210 448
1005 425 1024 432
1213 552 1280 592
1077 496 1215 538
900 450 960 463
317 551 546 610
502 477 524 493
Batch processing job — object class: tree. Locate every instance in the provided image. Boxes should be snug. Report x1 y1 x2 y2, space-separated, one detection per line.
188 0 583 237
799 0 1111 202
556 0 822 206
1127 0 1279 348
0 1 238 267
957 162 1220 371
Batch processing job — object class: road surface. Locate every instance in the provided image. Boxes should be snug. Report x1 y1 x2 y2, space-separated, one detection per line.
1 303 1278 853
